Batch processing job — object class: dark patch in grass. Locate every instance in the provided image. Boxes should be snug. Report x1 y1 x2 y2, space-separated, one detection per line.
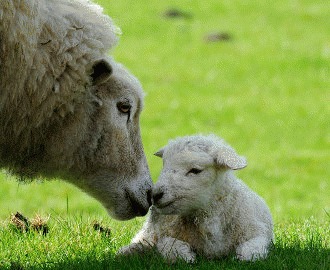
10 212 30 233
10 212 49 235
162 8 193 20
204 32 233 42
92 221 111 237
9 261 25 270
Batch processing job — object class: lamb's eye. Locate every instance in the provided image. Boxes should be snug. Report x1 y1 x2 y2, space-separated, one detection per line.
187 168 203 175
117 102 131 114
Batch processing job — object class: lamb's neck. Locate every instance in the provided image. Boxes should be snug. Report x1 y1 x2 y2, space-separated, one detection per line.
213 170 236 197
180 212 208 226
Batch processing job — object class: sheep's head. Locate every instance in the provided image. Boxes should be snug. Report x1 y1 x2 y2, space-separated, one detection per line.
152 135 247 216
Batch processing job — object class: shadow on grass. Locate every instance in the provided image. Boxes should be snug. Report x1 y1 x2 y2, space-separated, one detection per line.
4 245 329 270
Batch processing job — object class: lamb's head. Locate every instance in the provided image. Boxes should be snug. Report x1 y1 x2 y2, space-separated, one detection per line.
152 135 247 216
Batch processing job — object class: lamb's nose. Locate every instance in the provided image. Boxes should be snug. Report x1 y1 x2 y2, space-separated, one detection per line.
152 191 164 205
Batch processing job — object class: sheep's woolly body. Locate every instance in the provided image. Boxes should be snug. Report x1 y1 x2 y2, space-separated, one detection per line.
0 0 153 220
119 135 273 262
0 0 118 173
1 0 117 134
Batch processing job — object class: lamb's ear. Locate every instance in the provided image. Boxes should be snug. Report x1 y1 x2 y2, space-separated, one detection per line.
91 59 113 85
216 146 247 170
154 147 165 158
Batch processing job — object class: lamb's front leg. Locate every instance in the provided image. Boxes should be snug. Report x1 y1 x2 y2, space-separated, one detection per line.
236 236 271 261
117 228 155 256
156 237 196 263
117 241 153 256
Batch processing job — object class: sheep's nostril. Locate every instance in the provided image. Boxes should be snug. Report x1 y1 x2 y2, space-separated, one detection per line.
152 191 164 205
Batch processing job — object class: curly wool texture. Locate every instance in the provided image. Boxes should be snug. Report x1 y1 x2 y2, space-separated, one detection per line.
0 0 117 129
0 0 118 170
0 1 153 220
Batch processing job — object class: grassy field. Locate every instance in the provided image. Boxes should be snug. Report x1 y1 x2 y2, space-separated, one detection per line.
1 217 329 269
1 0 329 269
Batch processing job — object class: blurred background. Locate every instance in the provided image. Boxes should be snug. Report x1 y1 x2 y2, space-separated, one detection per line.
0 0 329 224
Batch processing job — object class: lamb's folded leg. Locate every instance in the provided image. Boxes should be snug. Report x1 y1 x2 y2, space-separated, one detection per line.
116 241 153 256
236 236 271 261
117 220 156 257
156 237 196 263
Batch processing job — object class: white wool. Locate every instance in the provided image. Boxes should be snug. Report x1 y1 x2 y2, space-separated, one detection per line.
0 1 153 220
0 0 118 153
0 0 117 129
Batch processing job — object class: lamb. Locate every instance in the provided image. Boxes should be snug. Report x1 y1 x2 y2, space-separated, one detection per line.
0 0 152 220
118 135 274 262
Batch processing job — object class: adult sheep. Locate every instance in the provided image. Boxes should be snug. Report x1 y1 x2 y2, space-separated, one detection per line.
0 0 152 220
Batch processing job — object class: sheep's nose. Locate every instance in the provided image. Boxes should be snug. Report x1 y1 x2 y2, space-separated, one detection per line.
152 191 164 205
147 188 152 206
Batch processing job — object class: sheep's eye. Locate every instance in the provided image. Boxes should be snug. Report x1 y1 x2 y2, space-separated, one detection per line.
187 168 203 175
117 102 131 114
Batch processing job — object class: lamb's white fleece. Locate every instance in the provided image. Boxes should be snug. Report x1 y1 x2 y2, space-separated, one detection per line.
118 135 273 263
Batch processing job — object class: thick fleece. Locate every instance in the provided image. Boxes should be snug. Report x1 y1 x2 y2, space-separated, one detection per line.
0 0 152 220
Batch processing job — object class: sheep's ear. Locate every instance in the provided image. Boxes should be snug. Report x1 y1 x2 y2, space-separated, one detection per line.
91 59 113 85
216 147 247 170
154 147 165 158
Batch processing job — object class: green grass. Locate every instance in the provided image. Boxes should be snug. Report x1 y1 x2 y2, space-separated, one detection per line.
1 0 329 268
0 218 329 269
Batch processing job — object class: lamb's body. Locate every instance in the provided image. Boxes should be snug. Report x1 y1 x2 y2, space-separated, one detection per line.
119 135 273 262
137 174 273 261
